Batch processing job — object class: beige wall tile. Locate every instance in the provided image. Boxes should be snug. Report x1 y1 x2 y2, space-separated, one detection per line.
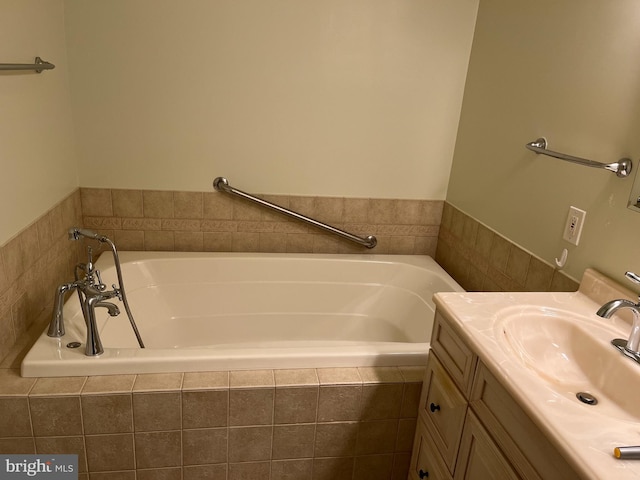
353 454 394 479
0 436 35 454
183 371 229 390
89 471 136 480
356 420 398 455
85 433 135 472
272 424 315 460
143 191 174 218
182 390 228 428
35 435 88 473
525 257 555 291
82 375 135 394
113 230 144 250
144 230 175 251
400 383 422 419
174 192 203 219
31 377 86 396
135 431 181 468
228 426 273 462
274 369 318 387
0 397 32 436
232 232 259 251
203 192 234 220
133 373 183 392
360 384 404 420
174 231 204 251
0 368 36 395
317 368 361 385
506 246 531 286
230 370 274 388
392 452 412 480
82 394 133 434
314 422 358 457
81 189 113 217
272 459 313 480
136 468 182 480
203 232 232 251
312 457 354 480
183 428 227 465
228 461 270 480
183 464 227 480
317 386 361 422
274 387 318 424
112 190 143 218
29 396 82 436
229 389 274 426
133 392 181 431
396 418 417 452
398 366 425 383
358 367 404 384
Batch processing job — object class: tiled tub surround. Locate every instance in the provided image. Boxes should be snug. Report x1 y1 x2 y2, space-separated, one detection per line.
0 366 423 480
0 190 84 366
436 203 579 292
80 188 443 256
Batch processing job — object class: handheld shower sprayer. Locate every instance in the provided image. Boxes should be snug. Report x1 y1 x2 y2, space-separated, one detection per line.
68 227 108 242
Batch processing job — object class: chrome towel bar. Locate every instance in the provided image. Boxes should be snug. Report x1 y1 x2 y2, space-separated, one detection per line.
0 57 55 73
525 137 632 178
213 177 377 249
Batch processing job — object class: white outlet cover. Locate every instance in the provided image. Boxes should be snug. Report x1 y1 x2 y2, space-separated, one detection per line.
563 206 586 246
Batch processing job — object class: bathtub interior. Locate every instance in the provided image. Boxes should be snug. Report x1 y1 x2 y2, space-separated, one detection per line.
22 252 464 376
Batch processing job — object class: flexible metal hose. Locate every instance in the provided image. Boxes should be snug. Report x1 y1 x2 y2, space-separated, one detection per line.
103 237 145 348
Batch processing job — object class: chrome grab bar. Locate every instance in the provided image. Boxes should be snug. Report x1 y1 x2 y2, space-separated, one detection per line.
0 57 55 73
213 177 377 249
525 137 632 178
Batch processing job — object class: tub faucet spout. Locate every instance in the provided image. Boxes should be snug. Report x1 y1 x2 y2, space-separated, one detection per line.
596 271 640 364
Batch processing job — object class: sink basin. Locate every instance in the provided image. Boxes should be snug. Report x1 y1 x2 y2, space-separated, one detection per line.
496 306 640 422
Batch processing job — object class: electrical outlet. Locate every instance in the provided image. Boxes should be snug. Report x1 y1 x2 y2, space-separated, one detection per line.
563 206 586 245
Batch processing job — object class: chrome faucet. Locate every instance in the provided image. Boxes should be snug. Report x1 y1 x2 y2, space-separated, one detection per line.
48 227 144 356
596 271 640 364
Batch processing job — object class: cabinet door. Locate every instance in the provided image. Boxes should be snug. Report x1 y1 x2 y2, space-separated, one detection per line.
410 417 453 480
421 353 468 473
454 411 520 480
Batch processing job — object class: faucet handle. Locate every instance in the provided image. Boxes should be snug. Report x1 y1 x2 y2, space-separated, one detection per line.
625 272 640 285
95 270 107 291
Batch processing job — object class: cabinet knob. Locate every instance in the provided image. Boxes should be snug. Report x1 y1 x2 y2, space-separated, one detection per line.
419 469 429 478
429 402 441 413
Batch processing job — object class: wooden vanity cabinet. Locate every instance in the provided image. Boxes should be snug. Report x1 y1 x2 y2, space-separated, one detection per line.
409 312 581 480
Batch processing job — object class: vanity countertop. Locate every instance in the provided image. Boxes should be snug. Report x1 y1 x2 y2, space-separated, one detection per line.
434 287 640 480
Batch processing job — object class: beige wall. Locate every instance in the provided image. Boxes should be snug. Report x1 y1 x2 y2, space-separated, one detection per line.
447 0 640 283
0 0 78 246
64 0 478 199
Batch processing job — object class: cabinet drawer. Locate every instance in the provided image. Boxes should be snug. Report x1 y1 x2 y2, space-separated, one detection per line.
421 353 468 473
431 311 478 396
410 417 453 480
471 363 581 480
454 410 521 480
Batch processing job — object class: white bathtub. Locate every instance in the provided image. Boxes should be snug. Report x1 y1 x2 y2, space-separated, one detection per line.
21 252 463 377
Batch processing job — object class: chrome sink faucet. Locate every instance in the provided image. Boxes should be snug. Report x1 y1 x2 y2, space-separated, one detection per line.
48 227 144 356
596 271 640 364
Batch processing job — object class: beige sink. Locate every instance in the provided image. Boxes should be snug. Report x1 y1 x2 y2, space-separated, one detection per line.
496 306 640 422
